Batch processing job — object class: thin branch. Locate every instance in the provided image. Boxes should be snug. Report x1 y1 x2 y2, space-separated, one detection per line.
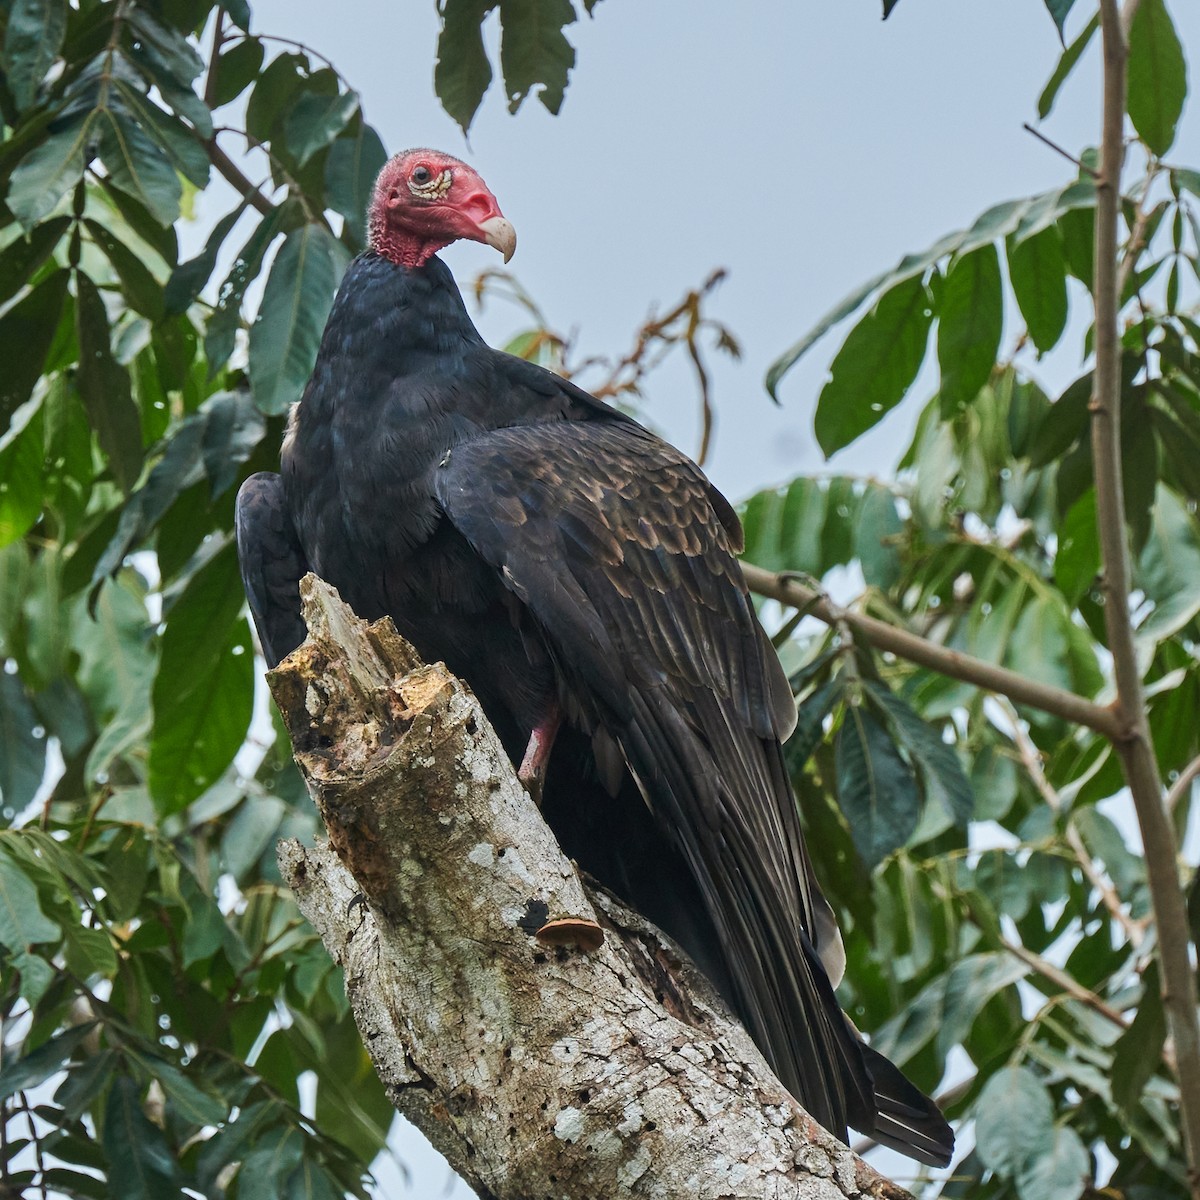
1003 705 1146 947
1001 937 1130 1033
1021 122 1100 178
1093 1 1200 1186
1167 753 1200 815
256 32 344 79
203 135 275 216
739 563 1124 738
211 126 321 224
1116 162 1161 300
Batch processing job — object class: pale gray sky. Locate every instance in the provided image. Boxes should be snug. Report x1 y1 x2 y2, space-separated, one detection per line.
245 0 1198 503
232 3 1198 1193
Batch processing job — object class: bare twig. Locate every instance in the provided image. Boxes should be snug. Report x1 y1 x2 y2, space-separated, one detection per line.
1022 123 1100 178
1167 753 1200 816
1092 1 1200 1185
739 563 1124 738
1003 706 1145 946
203 135 275 216
1116 162 1161 300
1001 937 1129 1033
473 268 737 466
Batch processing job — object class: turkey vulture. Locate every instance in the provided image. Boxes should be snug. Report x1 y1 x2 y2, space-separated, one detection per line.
236 149 954 1166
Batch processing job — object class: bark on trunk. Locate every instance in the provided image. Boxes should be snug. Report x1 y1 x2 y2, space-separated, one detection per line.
271 576 916 1200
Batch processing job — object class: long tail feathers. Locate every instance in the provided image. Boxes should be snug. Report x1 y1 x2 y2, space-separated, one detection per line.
857 1040 955 1167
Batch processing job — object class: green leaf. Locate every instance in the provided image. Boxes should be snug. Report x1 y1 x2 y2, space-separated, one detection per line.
310 1017 393 1165
284 91 361 167
873 951 1027 1065
1058 202 1095 287
1038 14 1099 118
84 219 164 320
325 123 388 246
77 577 156 784
96 109 182 229
1074 807 1145 895
855 484 904 589
6 114 93 230
975 1065 1056 1176
1153 406 1200 500
1007 377 1052 458
865 683 973 826
149 544 253 813
1042 0 1076 40
0 403 45 551
74 271 145 494
248 223 345 415
498 0 576 115
1111 963 1166 1114
766 270 891 400
814 274 932 456
199 390 268 497
1016 1125 1089 1200
1008 593 1102 697
111 79 211 188
164 202 247 314
124 1046 227 1126
63 920 117 979
284 1160 342 1200
1121 398 1159 554
786 679 842 774
88 398 249 582
768 179 1093 398
0 217 69 309
435 0 497 133
0 671 46 814
126 7 204 83
224 0 252 30
1041 10 1099 119
205 205 289 375
739 477 826 574
1055 489 1100 605
0 1023 97 1104
1027 371 1091 467
98 175 179 267
835 702 920 869
3 0 67 110
0 268 68 432
236 1125 305 1199
246 52 310 146
1135 486 1200 648
102 1075 183 1200
1127 0 1187 157
937 244 1002 412
0 845 61 949
211 36 265 107
132 48 215 141
1007 226 1068 355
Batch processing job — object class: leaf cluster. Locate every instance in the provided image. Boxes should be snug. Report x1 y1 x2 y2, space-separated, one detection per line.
745 1 1198 1190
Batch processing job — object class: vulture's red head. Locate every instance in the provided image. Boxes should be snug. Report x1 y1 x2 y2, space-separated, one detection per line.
367 149 516 269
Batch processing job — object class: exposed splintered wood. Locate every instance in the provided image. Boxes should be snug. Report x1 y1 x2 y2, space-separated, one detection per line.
271 575 916 1200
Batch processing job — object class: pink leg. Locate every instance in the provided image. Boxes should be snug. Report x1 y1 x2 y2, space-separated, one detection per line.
518 705 562 807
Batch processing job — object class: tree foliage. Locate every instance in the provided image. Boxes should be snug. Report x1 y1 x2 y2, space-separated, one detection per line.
0 1 1197 1197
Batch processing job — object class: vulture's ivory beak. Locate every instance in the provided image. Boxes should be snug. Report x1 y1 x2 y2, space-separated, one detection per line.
478 216 517 263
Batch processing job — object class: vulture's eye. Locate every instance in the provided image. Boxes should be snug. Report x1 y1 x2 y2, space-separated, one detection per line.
412 166 432 185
